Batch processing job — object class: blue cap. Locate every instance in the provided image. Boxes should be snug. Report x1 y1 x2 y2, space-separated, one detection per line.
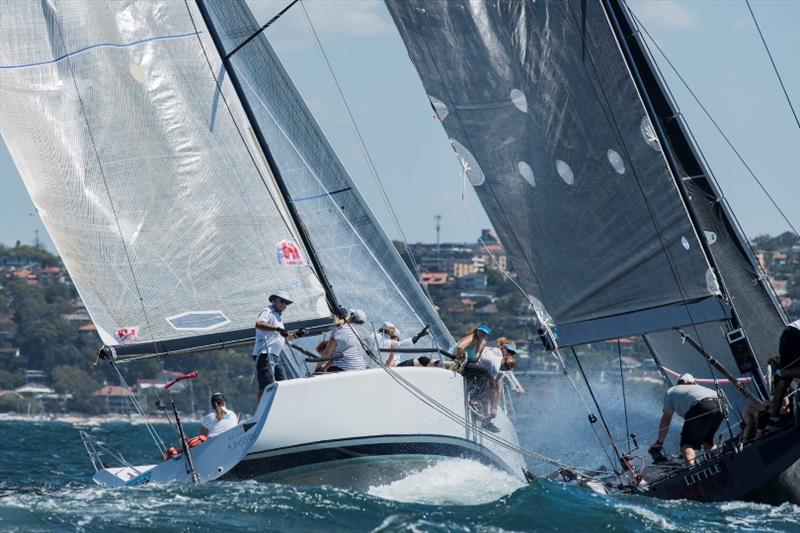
504 343 517 354
477 324 492 335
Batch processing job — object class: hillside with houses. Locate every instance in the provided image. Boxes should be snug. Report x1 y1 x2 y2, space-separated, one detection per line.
0 231 797 417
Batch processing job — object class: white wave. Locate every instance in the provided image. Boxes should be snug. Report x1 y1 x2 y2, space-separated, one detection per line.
367 458 525 506
615 503 683 531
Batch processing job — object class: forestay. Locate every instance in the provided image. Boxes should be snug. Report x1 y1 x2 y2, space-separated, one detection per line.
386 0 723 344
200 0 454 350
0 1 332 350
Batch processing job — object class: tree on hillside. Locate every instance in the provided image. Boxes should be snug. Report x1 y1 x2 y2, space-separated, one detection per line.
52 364 105 414
0 243 60 266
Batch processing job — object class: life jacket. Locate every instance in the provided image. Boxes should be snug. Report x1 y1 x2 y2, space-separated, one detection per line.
162 435 207 460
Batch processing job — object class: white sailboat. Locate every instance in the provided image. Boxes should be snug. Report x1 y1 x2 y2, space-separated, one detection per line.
0 0 526 487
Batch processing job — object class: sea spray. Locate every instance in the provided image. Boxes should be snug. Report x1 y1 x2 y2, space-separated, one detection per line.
368 459 525 505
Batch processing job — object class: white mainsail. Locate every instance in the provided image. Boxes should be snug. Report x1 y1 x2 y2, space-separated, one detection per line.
0 0 332 348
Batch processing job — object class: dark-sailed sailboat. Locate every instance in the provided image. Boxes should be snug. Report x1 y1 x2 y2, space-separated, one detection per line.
385 0 799 502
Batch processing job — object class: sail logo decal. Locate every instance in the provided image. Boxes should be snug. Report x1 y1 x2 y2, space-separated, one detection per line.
276 240 307 267
115 327 140 344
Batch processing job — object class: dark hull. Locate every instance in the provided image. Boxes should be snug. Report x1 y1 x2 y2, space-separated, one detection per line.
644 421 800 502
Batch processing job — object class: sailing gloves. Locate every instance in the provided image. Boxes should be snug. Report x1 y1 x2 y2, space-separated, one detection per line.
412 325 430 344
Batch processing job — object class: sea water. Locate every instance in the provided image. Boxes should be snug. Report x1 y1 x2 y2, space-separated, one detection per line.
2 378 800 532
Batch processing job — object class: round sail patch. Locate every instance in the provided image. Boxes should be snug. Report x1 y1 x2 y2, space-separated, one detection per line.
450 139 486 186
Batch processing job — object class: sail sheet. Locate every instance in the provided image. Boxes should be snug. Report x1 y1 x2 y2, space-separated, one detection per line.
200 0 454 350
385 0 721 343
0 0 332 349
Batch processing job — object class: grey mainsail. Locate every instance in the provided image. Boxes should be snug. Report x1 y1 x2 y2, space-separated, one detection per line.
385 0 728 346
0 0 333 352
200 0 454 350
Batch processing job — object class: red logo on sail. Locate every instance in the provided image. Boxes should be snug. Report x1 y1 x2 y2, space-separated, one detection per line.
276 239 307 267
115 326 140 344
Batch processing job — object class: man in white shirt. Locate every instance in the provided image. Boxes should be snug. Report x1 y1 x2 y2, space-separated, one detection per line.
650 374 723 465
253 291 304 402
200 392 238 438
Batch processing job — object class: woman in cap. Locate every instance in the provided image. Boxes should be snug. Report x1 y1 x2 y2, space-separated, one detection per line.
452 324 492 371
317 309 369 372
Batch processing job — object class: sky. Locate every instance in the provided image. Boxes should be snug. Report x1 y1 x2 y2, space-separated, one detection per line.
1 0 798 252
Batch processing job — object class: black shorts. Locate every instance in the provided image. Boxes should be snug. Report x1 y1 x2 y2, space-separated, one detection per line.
778 326 800 370
256 353 286 390
397 356 433 367
680 398 724 449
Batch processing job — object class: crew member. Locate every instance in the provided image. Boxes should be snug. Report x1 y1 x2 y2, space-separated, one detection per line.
465 337 517 433
200 392 238 438
768 319 800 427
372 321 431 366
453 324 491 371
253 291 305 402
318 309 368 372
651 374 724 465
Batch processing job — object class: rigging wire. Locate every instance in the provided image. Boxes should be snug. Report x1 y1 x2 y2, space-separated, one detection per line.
48 6 183 449
745 0 800 129
570 347 626 473
627 8 799 238
182 0 334 296
296 0 442 310
236 72 439 345
617 339 631 452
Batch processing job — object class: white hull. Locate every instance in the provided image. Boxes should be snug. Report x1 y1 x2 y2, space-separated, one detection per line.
93 367 526 487
227 368 526 485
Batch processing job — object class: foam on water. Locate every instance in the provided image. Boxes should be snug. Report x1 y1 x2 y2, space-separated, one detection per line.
367 458 525 506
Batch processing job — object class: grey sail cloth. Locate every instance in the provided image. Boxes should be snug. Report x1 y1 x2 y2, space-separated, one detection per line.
385 0 720 339
202 1 453 351
0 0 332 349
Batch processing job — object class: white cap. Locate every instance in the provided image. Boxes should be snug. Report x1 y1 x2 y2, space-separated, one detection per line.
678 373 695 384
381 321 396 330
269 290 293 304
350 309 367 324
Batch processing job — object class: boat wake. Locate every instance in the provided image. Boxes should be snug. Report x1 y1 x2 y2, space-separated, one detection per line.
367 458 525 505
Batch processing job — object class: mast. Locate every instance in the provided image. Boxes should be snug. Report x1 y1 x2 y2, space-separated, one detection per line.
194 0 340 315
602 0 769 398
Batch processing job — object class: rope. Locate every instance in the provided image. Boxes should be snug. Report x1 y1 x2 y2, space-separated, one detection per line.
570 347 626 477
297 1 441 311
745 0 800 129
617 339 632 452
110 363 167 454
